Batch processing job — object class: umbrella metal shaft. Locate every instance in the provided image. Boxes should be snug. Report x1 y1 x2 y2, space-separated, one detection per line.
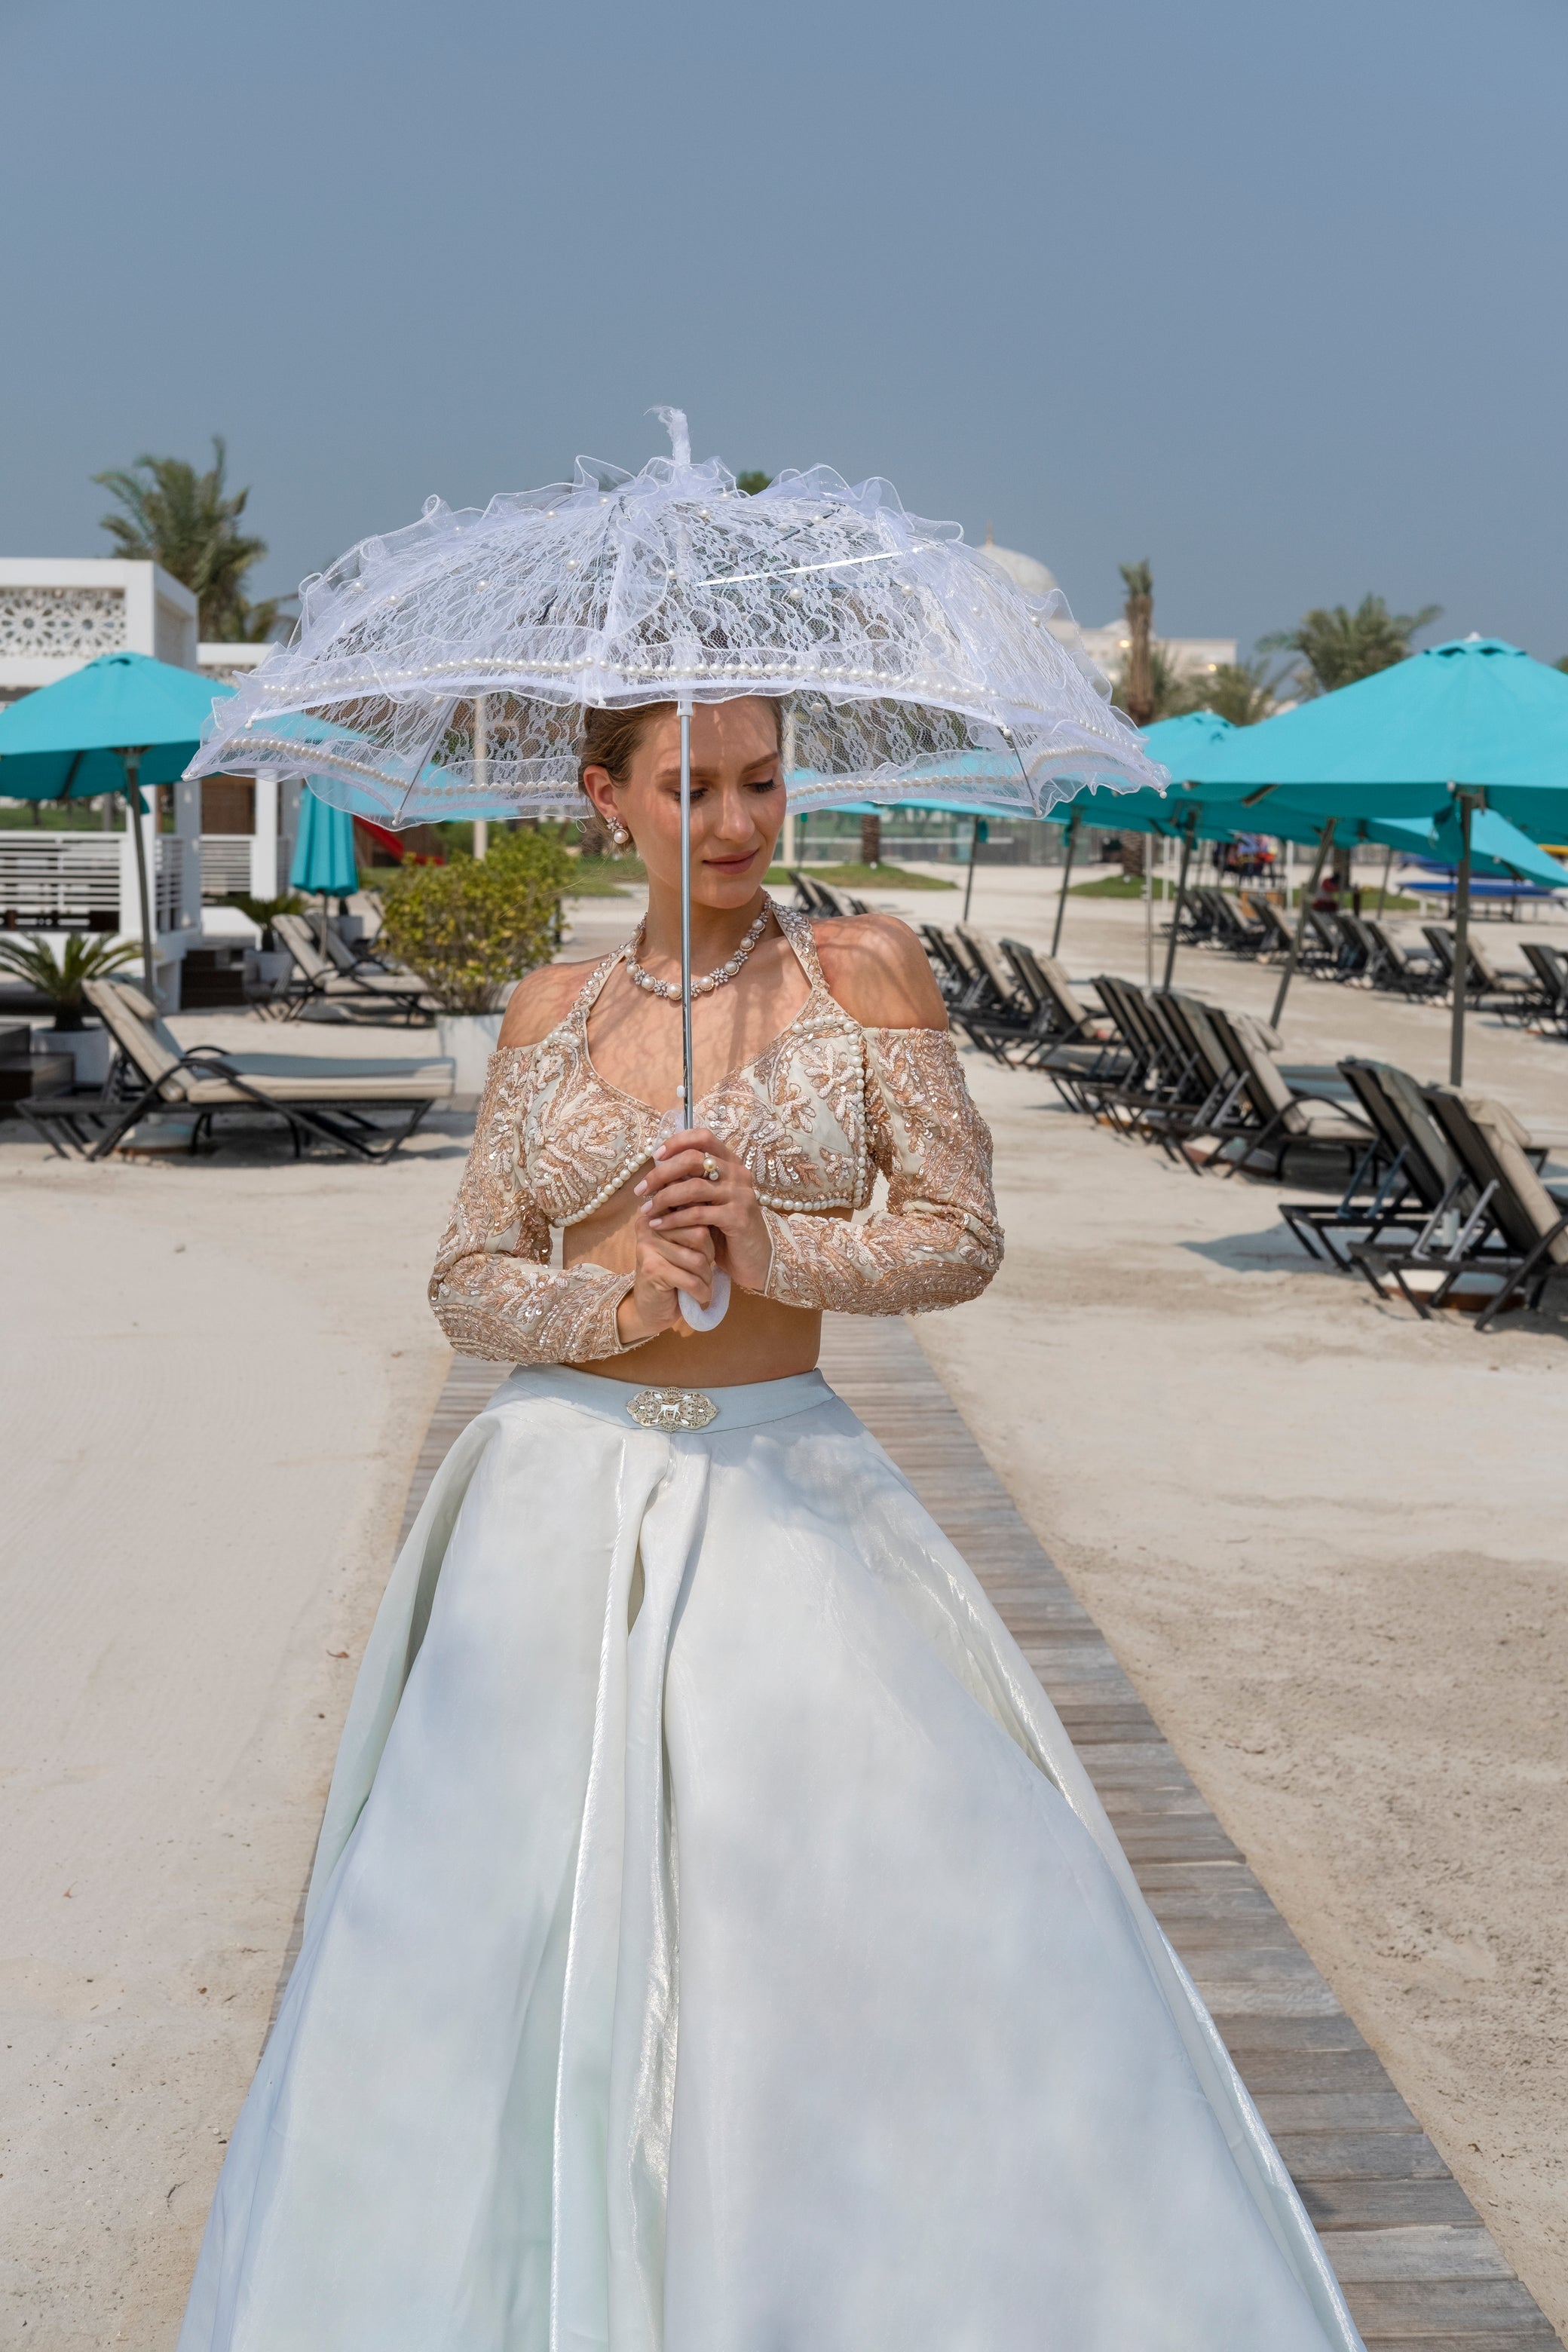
1449 791 1475 1087
679 695 695 1119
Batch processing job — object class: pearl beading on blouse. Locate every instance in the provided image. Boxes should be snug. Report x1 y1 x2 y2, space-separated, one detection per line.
428 905 1002 1364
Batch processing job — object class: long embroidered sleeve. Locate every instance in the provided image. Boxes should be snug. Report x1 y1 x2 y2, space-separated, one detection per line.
758 1026 1003 1315
428 1049 639 1366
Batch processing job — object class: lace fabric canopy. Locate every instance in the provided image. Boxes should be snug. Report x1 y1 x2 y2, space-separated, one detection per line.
187 412 1168 825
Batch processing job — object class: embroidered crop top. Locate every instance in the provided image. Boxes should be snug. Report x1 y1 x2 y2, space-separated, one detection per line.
428 902 1003 1366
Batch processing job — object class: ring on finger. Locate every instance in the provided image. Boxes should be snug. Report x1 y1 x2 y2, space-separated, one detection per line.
702 1155 721 1186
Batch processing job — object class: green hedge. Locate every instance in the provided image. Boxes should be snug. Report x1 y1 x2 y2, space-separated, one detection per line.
376 831 572 1013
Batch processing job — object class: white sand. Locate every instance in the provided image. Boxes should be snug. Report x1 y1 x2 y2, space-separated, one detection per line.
1 869 1564 2342
893 870 1568 2331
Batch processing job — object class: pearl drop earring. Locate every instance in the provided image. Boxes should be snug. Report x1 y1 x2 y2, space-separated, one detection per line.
610 822 630 847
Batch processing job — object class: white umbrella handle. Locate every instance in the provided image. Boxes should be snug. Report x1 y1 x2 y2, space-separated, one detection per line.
678 1268 731 1331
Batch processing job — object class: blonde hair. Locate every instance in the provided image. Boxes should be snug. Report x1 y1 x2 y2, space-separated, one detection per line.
576 697 784 789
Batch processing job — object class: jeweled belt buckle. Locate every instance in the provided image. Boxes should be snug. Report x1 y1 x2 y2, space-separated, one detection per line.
626 1386 718 1431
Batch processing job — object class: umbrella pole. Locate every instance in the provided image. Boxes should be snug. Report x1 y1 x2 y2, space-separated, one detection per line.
673 694 730 1332
963 813 979 922
1270 818 1335 1030
678 695 695 1119
1160 820 1195 994
1143 836 1153 985
1449 792 1475 1087
122 749 157 1000
1377 842 1395 916
1050 810 1080 957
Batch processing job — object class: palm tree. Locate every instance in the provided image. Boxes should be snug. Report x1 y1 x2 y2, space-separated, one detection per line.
1258 594 1441 697
1113 640 1200 723
1118 560 1155 726
736 470 772 495
1198 654 1289 727
94 437 283 641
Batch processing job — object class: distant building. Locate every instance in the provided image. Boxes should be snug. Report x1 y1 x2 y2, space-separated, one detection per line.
975 534 1236 697
0 559 298 997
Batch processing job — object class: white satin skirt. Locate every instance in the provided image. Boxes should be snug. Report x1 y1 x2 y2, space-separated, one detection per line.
179 1364 1361 2352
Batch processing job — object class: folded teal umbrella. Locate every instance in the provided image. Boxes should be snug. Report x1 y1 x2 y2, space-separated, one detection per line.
0 650 235 986
289 786 360 897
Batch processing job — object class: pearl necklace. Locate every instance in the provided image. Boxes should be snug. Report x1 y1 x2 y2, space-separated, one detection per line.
624 897 773 1000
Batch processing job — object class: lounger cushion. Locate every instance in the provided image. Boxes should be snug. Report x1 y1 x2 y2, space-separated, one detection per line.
1462 1094 1568 1266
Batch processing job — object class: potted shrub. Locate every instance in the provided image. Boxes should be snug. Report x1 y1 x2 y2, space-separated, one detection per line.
225 892 305 1000
0 932 141 1087
376 830 571 1091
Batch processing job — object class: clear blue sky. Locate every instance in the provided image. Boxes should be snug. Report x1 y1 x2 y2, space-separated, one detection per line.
3 0 1565 657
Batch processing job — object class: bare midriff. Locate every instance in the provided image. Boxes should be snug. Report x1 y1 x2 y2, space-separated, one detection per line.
564 1177 840 1387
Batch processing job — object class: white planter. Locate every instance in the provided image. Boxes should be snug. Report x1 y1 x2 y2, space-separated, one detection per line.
51 1025 112 1089
437 1012 504 1095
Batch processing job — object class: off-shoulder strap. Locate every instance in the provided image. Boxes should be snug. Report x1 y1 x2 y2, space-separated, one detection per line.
773 899 828 992
566 944 629 1028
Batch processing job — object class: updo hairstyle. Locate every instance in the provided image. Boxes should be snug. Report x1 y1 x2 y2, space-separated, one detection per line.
576 697 784 790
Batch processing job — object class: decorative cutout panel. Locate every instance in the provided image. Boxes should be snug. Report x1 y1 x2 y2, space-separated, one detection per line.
0 586 125 657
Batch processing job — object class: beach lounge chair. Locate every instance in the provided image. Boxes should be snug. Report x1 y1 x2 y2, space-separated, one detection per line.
1076 976 1211 1140
1435 926 1543 1016
1357 917 1443 997
1521 941 1568 1029
20 979 455 1162
920 923 970 1003
1198 1006 1372 1178
998 941 1113 1047
950 929 1038 1059
1204 890 1267 957
1311 909 1363 977
273 914 439 1024
1352 1086 1568 1331
791 870 837 916
319 922 424 985
1281 1059 1465 1266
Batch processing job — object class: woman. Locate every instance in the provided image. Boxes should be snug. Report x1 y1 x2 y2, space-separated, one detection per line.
179 697 1358 2351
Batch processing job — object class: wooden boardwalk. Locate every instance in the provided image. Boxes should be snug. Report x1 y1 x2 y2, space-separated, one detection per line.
394 1322 1560 2352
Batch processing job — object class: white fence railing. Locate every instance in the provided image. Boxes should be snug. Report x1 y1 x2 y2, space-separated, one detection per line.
0 835 122 925
200 836 253 900
0 831 186 933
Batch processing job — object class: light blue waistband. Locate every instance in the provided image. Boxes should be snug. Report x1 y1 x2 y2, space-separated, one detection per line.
489 1362 835 1435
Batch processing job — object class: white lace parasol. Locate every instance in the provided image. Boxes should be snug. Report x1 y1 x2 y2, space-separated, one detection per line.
187 411 1167 822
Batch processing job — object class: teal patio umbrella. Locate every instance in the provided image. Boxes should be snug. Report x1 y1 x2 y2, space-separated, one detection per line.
0 651 234 986
1045 712 1257 969
1196 639 1568 1075
289 786 360 945
1370 805 1568 890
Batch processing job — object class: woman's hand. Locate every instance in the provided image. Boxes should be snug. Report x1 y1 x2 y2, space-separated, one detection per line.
616 1207 718 1347
633 1128 773 1294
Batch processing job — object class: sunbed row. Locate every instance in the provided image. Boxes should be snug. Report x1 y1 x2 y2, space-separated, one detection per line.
919 920 1567 1331
920 923 1366 1176
1179 887 1568 1030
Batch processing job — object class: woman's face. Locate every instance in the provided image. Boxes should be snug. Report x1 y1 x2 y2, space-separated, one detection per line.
583 699 785 911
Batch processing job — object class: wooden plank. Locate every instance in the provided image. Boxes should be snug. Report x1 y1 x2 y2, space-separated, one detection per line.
385 1322 1561 2352
1331 2232 1515 2286
1344 2278 1558 2336
1301 2182 1494 2231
